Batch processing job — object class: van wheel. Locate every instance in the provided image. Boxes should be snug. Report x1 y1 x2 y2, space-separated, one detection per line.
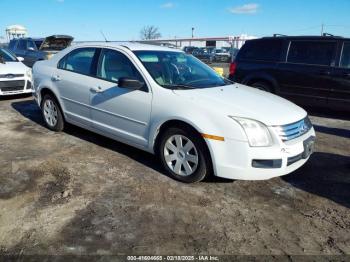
41 94 64 132
251 81 272 92
159 127 210 183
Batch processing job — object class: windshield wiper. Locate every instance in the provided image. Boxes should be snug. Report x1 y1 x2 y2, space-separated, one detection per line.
162 84 196 90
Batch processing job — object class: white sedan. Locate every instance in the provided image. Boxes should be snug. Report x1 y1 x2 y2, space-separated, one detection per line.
0 48 32 96
32 42 315 183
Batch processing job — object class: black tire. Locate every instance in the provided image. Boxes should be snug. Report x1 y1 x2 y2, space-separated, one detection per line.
158 126 211 183
251 81 272 92
41 94 64 132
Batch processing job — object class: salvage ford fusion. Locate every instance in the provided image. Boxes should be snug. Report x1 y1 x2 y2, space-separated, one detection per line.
32 42 315 183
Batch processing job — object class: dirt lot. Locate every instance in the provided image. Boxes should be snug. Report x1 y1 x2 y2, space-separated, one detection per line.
0 95 349 256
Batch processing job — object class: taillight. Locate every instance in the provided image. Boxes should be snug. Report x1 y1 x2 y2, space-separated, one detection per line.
229 62 237 76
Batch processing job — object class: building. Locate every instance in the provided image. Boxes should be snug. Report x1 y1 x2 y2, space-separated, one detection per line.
5 25 28 41
138 34 257 50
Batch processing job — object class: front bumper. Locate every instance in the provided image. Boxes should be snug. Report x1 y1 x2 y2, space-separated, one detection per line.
0 78 33 96
206 128 316 180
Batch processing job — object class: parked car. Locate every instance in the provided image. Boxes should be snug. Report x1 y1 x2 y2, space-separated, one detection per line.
8 35 73 67
0 48 32 96
213 49 231 62
33 43 315 183
229 35 350 111
192 47 215 63
183 46 199 54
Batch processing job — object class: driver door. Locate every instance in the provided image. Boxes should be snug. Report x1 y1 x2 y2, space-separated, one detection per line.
90 48 152 147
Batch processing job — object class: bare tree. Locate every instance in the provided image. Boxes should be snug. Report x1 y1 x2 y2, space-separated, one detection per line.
140 26 162 40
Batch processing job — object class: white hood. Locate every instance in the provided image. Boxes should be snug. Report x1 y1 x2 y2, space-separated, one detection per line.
174 84 307 126
0 61 28 75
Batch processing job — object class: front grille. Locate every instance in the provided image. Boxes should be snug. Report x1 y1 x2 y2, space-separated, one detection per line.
274 117 312 142
0 74 24 78
0 80 25 92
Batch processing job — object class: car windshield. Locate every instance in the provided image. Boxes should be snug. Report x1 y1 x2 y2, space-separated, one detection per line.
0 48 18 62
34 40 43 49
134 50 231 89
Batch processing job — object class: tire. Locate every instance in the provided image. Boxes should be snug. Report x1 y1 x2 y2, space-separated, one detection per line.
158 127 211 183
41 94 64 132
251 81 272 93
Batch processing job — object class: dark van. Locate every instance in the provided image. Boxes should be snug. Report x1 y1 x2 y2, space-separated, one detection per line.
229 35 350 111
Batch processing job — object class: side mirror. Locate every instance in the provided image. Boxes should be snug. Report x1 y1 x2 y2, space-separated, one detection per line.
17 57 24 62
118 77 144 90
28 47 35 51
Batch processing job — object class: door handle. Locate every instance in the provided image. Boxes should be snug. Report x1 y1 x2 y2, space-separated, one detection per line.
343 72 350 78
52 75 61 81
90 86 103 93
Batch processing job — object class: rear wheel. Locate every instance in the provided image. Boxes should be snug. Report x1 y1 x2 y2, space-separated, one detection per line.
159 127 211 183
41 94 64 132
251 81 272 93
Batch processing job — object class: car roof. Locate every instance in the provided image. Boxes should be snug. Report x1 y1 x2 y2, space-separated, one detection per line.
259 35 350 41
71 42 183 52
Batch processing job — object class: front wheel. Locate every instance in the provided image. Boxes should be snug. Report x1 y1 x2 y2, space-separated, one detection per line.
41 94 64 132
159 127 211 183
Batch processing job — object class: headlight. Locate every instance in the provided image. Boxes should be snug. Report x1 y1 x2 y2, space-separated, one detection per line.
45 53 54 60
26 68 32 79
229 116 273 147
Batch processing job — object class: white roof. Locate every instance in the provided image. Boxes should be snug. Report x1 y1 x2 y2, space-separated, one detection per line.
72 41 182 52
6 25 27 31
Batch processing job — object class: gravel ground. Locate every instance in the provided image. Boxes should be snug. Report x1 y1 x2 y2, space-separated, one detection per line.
0 95 349 256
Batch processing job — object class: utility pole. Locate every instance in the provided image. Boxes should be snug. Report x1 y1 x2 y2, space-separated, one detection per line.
192 27 195 38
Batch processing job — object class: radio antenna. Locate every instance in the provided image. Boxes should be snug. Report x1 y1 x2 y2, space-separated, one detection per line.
100 30 109 42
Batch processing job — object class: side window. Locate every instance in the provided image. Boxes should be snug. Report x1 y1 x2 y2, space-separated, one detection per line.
239 40 283 61
17 40 27 50
340 42 350 69
97 49 144 83
287 41 336 66
58 48 97 75
27 40 36 50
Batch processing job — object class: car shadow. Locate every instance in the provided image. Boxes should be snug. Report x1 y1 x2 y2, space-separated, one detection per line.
307 107 350 121
313 124 350 139
283 152 350 209
11 99 231 183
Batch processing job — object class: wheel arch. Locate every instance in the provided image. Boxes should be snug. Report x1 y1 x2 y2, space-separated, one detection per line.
242 73 280 93
40 87 65 120
152 119 214 175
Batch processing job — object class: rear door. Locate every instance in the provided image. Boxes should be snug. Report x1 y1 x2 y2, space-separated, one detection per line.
329 41 350 111
276 40 337 107
54 47 100 127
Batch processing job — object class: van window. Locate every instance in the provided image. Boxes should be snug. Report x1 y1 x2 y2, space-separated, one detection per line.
340 42 350 68
287 41 336 66
239 40 283 61
58 48 97 75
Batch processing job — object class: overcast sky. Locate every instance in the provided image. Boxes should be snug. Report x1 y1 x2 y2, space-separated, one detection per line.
1 0 349 41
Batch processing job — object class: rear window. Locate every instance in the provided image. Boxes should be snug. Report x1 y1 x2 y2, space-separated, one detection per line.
287 41 336 66
58 48 97 75
8 40 17 50
238 39 283 61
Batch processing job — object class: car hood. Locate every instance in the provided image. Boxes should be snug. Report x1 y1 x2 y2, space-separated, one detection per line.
0 61 27 75
173 84 307 126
